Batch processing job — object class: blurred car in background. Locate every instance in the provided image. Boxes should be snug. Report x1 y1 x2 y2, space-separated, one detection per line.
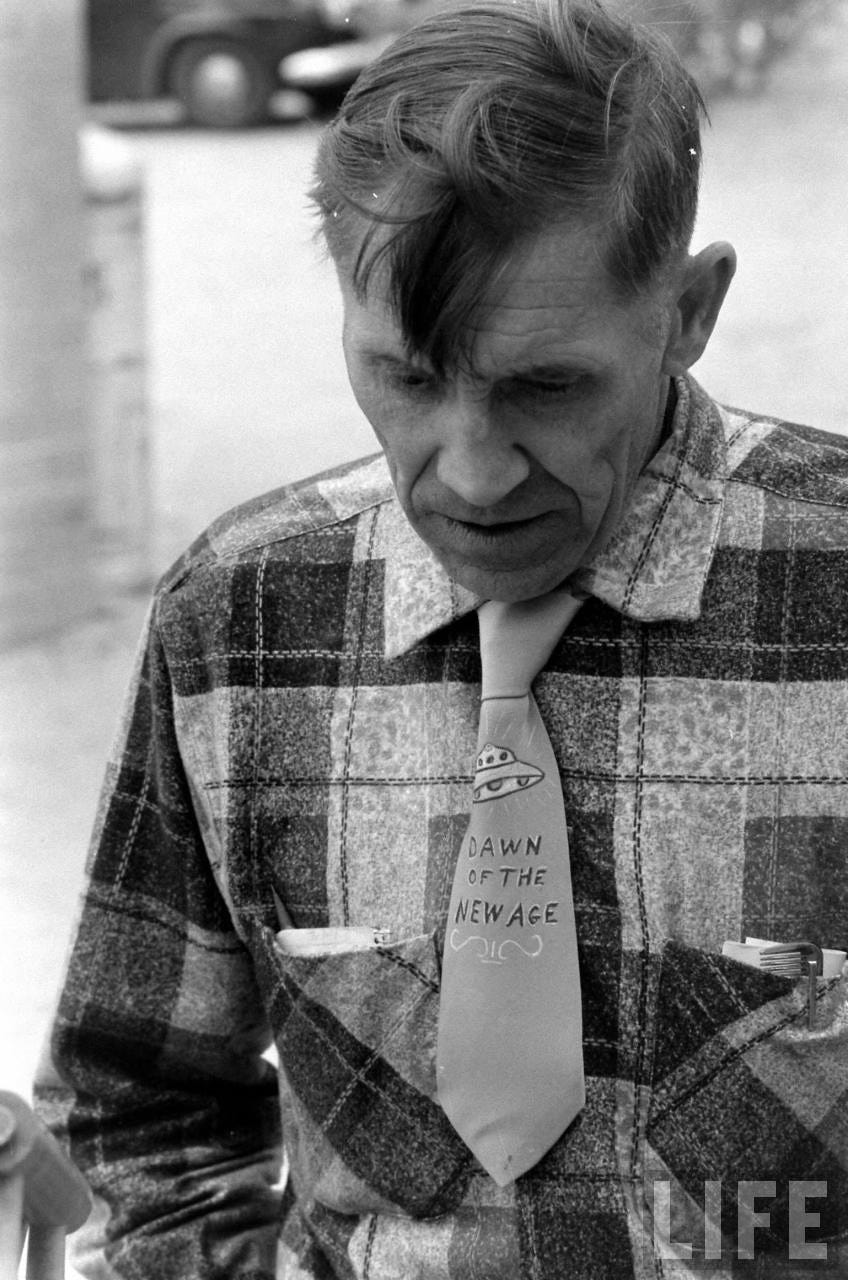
85 0 433 127
86 0 828 127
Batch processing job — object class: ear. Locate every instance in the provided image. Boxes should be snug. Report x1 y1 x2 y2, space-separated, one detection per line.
662 242 737 376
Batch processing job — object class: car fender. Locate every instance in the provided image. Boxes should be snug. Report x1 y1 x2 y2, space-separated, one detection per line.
141 13 265 96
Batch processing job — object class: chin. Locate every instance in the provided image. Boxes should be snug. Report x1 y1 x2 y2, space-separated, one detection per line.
447 559 573 604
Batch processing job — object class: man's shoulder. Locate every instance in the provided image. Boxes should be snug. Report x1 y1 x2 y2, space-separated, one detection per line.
158 451 395 596
724 404 848 510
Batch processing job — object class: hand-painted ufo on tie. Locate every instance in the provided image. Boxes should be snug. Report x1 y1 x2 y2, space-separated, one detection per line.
472 742 545 803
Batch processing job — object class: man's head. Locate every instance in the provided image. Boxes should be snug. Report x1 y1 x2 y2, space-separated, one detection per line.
312 0 736 601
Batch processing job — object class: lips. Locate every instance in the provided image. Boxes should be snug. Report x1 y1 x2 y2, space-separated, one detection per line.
434 503 556 532
426 509 569 569
455 514 541 533
430 501 552 528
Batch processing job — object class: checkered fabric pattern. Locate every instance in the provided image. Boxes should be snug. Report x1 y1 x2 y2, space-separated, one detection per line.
36 375 848 1278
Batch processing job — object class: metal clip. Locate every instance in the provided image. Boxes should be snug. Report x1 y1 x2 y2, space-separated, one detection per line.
758 941 823 1029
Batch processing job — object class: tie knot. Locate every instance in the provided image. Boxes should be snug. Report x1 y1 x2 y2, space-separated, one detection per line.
478 587 583 699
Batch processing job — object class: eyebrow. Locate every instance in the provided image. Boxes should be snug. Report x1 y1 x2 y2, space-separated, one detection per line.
362 350 421 367
361 350 433 371
361 351 595 381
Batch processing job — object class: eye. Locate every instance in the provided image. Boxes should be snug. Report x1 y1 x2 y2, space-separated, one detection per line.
499 373 592 410
516 377 582 398
385 365 439 395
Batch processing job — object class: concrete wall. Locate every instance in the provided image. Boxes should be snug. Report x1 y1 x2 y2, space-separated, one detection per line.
0 0 94 648
0 3 152 649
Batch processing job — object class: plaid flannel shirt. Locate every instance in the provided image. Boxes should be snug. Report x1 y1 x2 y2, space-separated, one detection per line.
37 375 848 1278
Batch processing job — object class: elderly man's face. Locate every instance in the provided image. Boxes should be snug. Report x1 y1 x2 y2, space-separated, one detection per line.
340 220 681 602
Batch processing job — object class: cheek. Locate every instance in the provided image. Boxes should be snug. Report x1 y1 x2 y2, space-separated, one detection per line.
576 396 652 490
538 403 646 531
540 431 618 511
348 382 433 498
346 367 387 432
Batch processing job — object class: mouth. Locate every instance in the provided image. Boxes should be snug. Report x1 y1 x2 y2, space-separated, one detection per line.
439 507 555 534
428 509 567 568
452 514 541 536
432 499 558 529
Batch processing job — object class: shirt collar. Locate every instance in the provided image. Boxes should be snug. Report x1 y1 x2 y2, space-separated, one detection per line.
382 375 729 660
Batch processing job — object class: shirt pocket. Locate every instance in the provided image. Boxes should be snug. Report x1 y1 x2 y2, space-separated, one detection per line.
251 923 470 1219
645 940 848 1260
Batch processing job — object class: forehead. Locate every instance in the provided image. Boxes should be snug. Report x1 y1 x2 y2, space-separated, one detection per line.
338 219 664 373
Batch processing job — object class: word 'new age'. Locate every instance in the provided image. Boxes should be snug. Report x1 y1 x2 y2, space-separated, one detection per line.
454 898 560 928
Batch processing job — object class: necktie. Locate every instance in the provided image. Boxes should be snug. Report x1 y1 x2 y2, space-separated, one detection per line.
436 587 585 1186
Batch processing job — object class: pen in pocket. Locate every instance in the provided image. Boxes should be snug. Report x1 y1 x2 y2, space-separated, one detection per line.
271 888 389 953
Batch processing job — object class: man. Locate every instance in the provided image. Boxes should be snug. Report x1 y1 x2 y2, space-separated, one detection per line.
35 0 848 1276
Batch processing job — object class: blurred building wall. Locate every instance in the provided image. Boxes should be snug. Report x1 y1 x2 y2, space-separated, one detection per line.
82 127 152 596
0 0 94 647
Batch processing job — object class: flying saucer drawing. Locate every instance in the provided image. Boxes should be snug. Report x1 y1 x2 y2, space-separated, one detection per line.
472 742 544 803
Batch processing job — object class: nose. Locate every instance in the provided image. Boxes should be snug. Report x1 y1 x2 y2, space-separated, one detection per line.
435 392 530 509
